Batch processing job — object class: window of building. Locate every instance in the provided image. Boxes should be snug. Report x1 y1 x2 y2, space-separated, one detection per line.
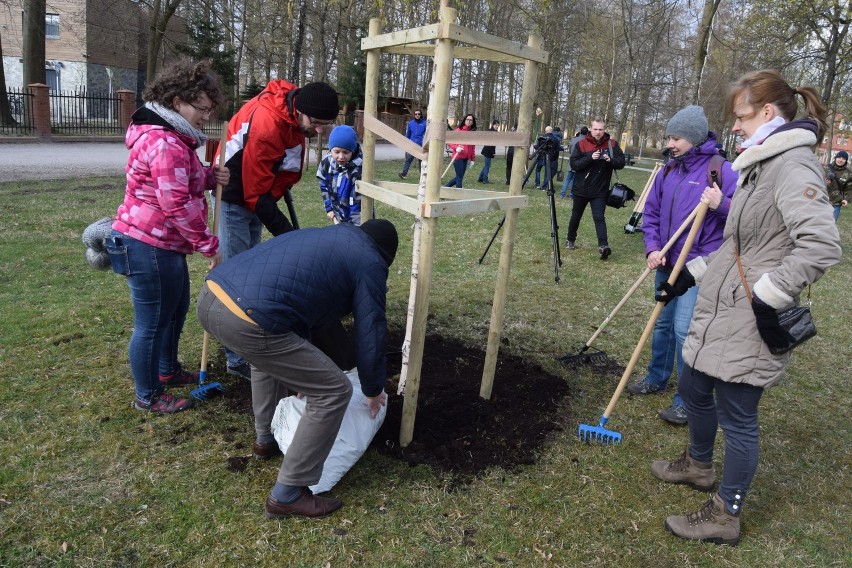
45 14 60 39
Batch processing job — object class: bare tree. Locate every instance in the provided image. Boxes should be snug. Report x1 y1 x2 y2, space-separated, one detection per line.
23 0 46 86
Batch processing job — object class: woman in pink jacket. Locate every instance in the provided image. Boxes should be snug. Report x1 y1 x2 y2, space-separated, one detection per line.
108 59 229 414
446 113 477 187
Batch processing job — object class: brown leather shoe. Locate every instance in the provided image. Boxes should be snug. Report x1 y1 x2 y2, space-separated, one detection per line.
253 440 282 460
264 489 342 519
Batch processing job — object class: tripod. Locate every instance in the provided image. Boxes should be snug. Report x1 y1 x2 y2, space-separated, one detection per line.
479 141 563 283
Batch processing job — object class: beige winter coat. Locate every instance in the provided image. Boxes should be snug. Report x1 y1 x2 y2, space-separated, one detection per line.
683 124 842 388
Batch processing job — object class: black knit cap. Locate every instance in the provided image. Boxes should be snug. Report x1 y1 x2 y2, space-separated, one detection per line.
360 219 399 266
294 82 339 121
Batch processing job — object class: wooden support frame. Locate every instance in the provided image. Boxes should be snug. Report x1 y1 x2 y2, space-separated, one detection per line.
360 7 546 447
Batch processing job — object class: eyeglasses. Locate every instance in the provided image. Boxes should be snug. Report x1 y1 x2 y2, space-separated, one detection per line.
189 102 214 117
308 117 335 127
414 112 421 116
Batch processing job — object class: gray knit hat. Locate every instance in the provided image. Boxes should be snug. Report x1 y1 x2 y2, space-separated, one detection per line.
666 105 709 147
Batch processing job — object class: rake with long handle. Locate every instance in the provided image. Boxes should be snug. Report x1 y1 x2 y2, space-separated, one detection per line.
192 128 228 401
578 201 709 444
559 202 704 367
441 146 463 179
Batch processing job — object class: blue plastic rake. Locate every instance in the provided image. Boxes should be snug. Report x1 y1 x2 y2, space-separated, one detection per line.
578 202 709 445
191 363 225 401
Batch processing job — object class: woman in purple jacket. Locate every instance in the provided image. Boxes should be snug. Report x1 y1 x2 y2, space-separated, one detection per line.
624 106 737 424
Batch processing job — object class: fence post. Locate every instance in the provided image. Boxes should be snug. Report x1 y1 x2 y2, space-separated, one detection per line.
354 110 364 140
28 83 51 140
117 89 136 131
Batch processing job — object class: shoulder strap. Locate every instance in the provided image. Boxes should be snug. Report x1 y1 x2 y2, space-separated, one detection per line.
708 154 725 189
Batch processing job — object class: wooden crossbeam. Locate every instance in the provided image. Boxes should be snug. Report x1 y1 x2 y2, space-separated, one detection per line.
363 114 427 160
360 24 441 51
380 45 530 64
424 195 528 218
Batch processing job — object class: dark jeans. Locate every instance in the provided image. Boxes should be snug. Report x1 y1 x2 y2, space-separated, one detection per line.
680 365 764 514
110 232 190 405
446 159 468 188
566 194 608 246
401 153 420 176
477 156 493 182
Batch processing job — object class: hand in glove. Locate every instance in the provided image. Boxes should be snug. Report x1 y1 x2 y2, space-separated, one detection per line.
752 295 795 351
655 267 695 304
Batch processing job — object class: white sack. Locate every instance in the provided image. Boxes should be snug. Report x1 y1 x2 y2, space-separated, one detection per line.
270 369 386 494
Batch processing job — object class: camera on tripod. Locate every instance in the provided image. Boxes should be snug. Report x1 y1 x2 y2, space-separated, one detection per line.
535 135 558 153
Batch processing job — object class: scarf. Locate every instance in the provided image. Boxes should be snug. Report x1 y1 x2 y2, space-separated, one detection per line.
144 102 208 148
740 116 786 149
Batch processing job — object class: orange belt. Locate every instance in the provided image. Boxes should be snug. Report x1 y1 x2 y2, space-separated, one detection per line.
207 280 258 325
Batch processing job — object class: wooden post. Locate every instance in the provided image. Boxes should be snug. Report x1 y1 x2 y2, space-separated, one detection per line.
479 34 542 399
399 6 457 447
361 18 381 222
28 83 50 141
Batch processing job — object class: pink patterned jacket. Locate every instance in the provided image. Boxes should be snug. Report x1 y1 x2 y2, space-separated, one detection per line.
113 122 218 256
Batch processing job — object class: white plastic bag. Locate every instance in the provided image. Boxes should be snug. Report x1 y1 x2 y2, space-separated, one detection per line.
270 369 386 494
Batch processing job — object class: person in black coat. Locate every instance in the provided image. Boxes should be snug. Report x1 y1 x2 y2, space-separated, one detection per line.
477 119 500 183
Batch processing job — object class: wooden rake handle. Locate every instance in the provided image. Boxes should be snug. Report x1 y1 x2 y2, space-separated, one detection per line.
200 127 228 378
600 201 710 420
583 202 703 348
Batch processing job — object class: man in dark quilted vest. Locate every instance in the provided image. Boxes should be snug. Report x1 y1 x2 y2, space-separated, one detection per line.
197 219 398 519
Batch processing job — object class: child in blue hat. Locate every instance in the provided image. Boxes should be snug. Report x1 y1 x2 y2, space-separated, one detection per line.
316 125 363 224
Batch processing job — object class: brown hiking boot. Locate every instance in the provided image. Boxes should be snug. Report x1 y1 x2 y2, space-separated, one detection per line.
651 449 715 491
665 493 740 546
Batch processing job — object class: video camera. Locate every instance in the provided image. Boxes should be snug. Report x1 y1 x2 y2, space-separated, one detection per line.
534 134 558 153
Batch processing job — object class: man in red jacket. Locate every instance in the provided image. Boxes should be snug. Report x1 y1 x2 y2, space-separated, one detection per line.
217 80 339 380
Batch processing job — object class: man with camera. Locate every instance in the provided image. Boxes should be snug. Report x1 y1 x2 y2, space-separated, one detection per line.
532 126 563 189
566 118 626 260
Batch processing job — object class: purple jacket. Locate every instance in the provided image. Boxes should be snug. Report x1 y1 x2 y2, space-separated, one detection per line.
643 133 738 267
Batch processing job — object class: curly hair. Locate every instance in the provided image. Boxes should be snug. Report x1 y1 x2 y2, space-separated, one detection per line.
142 58 225 109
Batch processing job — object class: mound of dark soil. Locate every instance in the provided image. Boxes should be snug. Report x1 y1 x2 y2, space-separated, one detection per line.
372 333 570 481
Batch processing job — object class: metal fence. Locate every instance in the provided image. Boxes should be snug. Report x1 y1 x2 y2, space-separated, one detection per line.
49 90 122 136
1 88 35 136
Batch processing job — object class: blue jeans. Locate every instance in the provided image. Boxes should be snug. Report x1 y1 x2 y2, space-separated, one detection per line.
560 170 575 197
218 201 263 367
110 232 190 405
478 156 492 182
644 269 698 407
566 194 609 246
401 153 419 176
446 159 468 188
834 203 841 222
680 365 764 514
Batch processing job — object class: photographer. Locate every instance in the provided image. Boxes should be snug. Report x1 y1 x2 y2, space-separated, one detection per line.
566 118 626 260
533 126 563 189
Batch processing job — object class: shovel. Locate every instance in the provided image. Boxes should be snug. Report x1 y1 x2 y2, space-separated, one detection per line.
578 201 709 444
192 127 228 401
559 202 705 367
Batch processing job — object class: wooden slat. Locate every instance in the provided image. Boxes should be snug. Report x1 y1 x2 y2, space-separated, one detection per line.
356 181 422 216
423 195 528 218
360 24 441 51
445 130 529 147
381 44 528 64
439 22 548 64
363 114 427 160
375 180 518 200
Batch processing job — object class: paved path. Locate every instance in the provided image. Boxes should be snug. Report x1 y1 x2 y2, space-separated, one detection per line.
0 142 408 183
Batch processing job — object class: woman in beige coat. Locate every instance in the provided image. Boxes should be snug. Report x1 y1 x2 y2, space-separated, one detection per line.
649 70 842 546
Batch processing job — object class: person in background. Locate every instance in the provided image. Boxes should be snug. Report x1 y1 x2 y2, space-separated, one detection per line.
477 119 500 184
317 125 363 225
109 58 228 414
533 126 562 189
825 150 850 222
446 113 477 188
197 220 398 519
624 106 737 426
566 117 626 260
651 69 841 546
399 109 427 179
217 80 340 381
506 123 517 185
560 126 588 198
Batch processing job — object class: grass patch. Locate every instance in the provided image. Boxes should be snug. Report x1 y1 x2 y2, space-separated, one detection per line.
0 159 849 566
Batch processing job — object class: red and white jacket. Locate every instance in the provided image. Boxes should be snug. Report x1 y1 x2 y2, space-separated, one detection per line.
220 80 306 236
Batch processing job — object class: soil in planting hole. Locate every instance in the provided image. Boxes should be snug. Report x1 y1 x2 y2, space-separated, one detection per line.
372 332 571 482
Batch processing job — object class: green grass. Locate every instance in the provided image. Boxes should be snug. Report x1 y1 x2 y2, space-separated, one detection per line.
0 157 850 566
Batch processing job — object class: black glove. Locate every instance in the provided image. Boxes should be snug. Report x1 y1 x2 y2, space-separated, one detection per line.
752 295 795 351
655 268 695 304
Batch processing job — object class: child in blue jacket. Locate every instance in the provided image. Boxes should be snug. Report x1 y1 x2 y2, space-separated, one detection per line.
317 125 363 225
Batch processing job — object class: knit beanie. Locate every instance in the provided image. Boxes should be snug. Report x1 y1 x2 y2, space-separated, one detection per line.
294 82 339 120
360 219 399 266
328 125 358 153
836 150 849 160
666 105 709 147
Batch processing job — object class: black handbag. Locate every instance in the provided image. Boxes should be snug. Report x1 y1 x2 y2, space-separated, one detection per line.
736 252 817 355
607 182 635 208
